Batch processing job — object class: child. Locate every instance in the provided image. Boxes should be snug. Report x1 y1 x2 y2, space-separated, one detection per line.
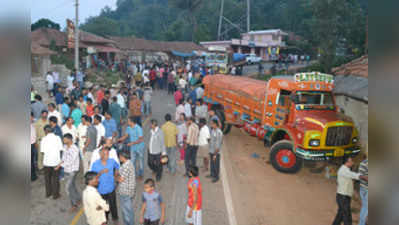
186 166 202 225
140 179 166 225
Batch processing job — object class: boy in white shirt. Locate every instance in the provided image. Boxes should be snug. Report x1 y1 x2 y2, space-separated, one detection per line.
198 118 210 171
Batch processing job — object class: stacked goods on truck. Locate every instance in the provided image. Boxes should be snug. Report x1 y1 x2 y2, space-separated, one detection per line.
202 72 360 173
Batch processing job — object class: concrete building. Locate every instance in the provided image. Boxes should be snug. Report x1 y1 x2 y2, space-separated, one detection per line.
332 55 368 154
200 29 287 60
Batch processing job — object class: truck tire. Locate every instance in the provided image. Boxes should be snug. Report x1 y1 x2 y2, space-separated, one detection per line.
215 110 232 135
270 140 302 173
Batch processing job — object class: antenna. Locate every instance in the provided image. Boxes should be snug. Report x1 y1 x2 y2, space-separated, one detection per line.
217 0 251 41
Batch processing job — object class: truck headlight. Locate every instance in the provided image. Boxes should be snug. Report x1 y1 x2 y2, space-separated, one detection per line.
309 139 320 147
352 137 358 143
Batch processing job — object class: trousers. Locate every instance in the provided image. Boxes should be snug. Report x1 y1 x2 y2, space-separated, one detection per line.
332 193 352 225
185 145 198 174
31 144 37 181
44 166 60 198
131 149 145 177
209 153 220 180
82 151 93 174
148 153 163 181
166 146 177 174
65 172 81 207
119 195 135 225
101 190 119 221
358 186 368 225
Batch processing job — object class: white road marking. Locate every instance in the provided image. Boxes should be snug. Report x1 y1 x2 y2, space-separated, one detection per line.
221 148 238 225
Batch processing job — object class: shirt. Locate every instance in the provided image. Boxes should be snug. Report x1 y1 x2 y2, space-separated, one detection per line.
358 159 368 189
71 108 83 128
195 105 208 120
41 133 63 167
95 124 105 147
142 191 163 221
48 110 62 127
96 90 104 105
34 118 49 142
86 104 94 117
184 103 192 118
126 124 145 152
85 125 97 152
116 94 125 108
103 118 117 138
187 177 202 210
55 92 64 105
196 87 204 99
177 122 187 145
143 88 152 102
61 103 70 120
209 128 223 154
101 99 109 115
110 103 122 124
129 99 142 116
31 124 36 144
62 144 80 173
179 78 187 89
62 124 78 143
186 123 199 146
91 159 120 194
199 125 210 146
31 101 47 119
174 91 183 105
175 104 185 121
83 186 109 225
118 160 136 197
77 123 88 150
89 147 120 170
161 121 178 147
336 164 360 197
67 76 74 90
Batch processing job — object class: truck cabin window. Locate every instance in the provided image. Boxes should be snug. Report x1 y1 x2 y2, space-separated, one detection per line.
294 91 335 110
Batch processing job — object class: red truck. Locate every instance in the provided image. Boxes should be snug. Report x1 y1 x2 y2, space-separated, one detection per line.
202 72 360 173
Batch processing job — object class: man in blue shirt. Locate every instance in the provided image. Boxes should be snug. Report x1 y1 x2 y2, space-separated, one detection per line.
102 111 118 138
91 146 120 223
61 97 70 122
54 86 64 110
118 116 145 179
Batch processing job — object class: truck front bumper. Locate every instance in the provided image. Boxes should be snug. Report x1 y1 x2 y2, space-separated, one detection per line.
295 146 361 161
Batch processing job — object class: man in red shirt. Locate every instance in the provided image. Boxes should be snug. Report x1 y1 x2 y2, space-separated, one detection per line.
185 166 202 225
96 86 105 105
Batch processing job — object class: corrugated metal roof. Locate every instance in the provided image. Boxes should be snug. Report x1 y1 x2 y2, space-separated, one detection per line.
333 75 368 102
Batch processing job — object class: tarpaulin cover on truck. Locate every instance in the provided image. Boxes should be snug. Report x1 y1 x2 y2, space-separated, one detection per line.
203 74 268 101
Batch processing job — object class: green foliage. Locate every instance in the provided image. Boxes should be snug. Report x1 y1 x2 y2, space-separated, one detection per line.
31 18 61 31
51 54 74 70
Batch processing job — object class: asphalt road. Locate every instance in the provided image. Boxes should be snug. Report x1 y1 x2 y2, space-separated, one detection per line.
30 88 229 225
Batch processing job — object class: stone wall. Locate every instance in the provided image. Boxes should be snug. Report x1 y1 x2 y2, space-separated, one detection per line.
335 95 368 153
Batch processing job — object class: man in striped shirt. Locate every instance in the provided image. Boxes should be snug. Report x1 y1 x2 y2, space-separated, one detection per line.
117 150 136 225
358 157 368 225
185 117 199 177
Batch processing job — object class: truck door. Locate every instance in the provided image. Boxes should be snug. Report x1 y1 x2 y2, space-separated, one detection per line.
274 90 292 127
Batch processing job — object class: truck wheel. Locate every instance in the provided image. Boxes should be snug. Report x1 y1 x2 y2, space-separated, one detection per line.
270 140 302 173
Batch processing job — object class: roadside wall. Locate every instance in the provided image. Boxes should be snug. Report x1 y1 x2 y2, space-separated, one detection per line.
335 96 368 153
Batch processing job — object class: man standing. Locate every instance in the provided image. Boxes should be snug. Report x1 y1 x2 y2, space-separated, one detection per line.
332 157 368 225
161 114 178 175
185 166 202 225
49 116 63 138
61 97 71 122
185 117 199 177
117 150 136 225
208 119 223 183
148 119 166 182
103 111 118 139
41 125 63 199
91 147 120 223
101 91 111 115
110 96 122 135
208 110 221 129
62 117 78 144
83 172 109 225
31 112 38 181
129 93 142 126
82 116 97 174
58 134 81 211
31 95 47 120
35 110 49 171
198 118 210 171
90 138 120 170
175 100 185 122
94 115 106 148
118 117 145 180
195 100 208 123
46 71 54 97
358 157 368 225
184 99 193 119
70 103 83 128
143 84 153 117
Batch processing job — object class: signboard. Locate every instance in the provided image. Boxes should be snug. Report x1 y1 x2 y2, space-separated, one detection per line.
66 19 75 49
294 72 334 84
208 46 227 52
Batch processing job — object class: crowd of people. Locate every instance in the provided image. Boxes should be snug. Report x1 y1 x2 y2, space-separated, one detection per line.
31 61 224 225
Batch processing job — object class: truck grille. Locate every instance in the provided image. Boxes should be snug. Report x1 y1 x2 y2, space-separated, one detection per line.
326 126 353 146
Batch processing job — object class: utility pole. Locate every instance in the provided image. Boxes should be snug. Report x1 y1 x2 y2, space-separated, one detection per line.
74 0 79 71
217 0 224 41
247 0 250 32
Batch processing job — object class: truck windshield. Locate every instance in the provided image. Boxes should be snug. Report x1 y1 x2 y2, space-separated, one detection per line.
294 91 335 110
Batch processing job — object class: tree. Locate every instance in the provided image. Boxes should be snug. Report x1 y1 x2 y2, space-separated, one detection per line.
31 18 61 31
80 16 121 37
169 0 203 41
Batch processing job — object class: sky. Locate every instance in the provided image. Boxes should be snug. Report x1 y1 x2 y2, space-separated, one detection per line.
30 0 117 28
